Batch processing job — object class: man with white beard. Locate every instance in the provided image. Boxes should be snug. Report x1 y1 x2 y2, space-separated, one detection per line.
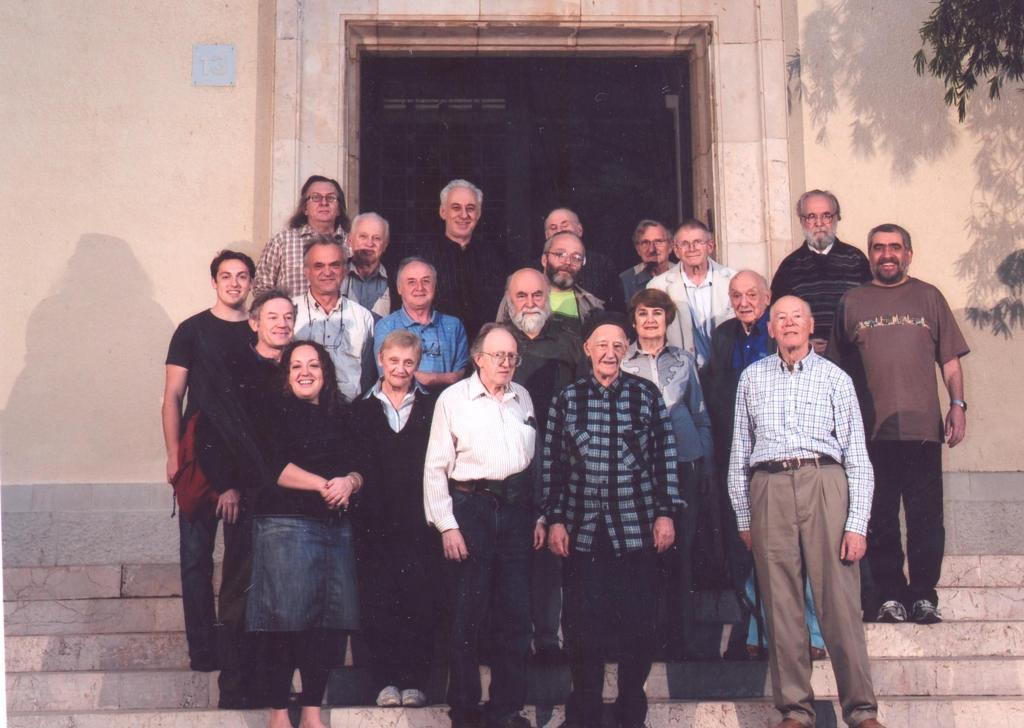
502 267 586 664
770 190 871 354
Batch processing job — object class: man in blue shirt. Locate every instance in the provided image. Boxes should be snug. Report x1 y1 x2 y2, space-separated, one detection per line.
373 257 468 390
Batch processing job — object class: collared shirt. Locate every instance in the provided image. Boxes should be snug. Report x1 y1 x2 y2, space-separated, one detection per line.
727 350 873 535
621 343 712 464
808 242 835 255
731 310 773 378
373 307 469 375
680 266 716 365
367 379 429 432
292 290 376 403
254 223 346 299
423 374 536 532
340 262 391 320
542 372 682 554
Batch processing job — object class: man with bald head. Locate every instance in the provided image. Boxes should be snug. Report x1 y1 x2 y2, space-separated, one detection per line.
544 312 682 728
502 267 585 663
728 295 883 728
424 323 539 728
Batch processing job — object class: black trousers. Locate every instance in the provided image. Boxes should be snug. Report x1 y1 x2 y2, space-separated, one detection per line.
361 535 442 690
866 440 945 610
564 529 659 728
261 628 341 708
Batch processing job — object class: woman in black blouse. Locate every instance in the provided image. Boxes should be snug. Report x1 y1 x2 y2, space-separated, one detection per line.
246 340 368 728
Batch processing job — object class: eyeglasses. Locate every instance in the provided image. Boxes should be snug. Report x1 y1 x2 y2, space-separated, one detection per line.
800 212 835 223
637 238 670 248
546 250 586 266
308 193 339 205
479 351 522 366
674 238 711 250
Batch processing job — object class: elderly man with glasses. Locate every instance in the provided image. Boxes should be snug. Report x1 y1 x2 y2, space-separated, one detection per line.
617 219 673 309
770 190 871 355
424 323 541 728
647 219 736 370
537 230 605 337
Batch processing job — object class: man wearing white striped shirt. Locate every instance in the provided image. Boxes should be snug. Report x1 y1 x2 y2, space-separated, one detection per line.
727 296 884 728
424 323 539 728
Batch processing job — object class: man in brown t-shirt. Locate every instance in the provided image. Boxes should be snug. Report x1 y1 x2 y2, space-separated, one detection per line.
829 223 969 626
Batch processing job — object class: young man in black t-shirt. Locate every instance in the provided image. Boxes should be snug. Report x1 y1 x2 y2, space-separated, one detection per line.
161 251 256 672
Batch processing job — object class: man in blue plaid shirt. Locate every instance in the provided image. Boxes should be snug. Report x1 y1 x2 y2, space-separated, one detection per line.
728 295 883 728
543 312 682 728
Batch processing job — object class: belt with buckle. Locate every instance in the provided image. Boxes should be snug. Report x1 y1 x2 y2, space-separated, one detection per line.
753 455 839 474
449 479 507 503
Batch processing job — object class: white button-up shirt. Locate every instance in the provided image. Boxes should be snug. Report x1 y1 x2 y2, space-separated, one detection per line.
423 373 536 532
292 290 375 403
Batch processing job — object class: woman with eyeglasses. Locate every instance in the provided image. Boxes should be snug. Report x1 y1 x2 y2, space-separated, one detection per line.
620 288 713 659
253 175 351 299
246 340 370 728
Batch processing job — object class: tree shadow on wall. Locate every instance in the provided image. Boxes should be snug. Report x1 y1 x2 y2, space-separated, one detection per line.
958 97 1024 337
0 234 174 484
792 0 1024 336
792 0 957 180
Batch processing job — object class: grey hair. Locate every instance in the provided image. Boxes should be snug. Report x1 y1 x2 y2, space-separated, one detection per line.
379 329 422 358
867 223 912 251
349 211 390 242
470 322 514 359
302 234 347 263
395 256 437 281
796 189 841 220
440 179 483 208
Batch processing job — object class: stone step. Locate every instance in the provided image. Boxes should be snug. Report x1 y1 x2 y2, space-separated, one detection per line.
5 632 190 672
4 597 183 636
11 657 1024 712
3 563 222 601
8 620 1024 674
6 554 1020 603
7 698 1024 728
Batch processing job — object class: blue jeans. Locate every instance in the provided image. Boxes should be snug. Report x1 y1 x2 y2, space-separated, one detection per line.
446 492 532 725
746 572 825 650
178 509 219 668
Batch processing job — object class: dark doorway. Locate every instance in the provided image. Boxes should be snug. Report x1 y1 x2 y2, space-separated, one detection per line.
360 55 692 287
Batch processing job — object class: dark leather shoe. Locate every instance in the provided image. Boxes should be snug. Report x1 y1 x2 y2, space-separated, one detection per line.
809 646 828 661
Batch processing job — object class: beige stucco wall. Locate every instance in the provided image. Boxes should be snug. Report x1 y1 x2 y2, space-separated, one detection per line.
0 1 269 484
1 0 1019 486
789 0 1024 471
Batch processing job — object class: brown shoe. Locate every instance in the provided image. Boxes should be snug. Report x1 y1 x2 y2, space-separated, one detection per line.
772 720 806 728
809 646 828 661
854 720 886 728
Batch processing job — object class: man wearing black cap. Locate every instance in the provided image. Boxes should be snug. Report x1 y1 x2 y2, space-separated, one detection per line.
543 312 683 728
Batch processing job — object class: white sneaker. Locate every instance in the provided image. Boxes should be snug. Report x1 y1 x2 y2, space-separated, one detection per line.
376 685 401 707
401 688 427 707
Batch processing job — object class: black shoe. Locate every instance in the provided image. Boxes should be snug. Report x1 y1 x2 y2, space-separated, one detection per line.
217 694 249 709
911 599 942 624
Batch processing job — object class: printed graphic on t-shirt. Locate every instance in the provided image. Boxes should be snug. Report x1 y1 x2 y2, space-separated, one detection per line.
853 314 930 332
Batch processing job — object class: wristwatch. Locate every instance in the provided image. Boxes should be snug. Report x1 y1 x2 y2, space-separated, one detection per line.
950 399 967 413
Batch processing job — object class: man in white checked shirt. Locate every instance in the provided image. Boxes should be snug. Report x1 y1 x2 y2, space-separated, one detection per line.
424 323 540 728
728 296 884 728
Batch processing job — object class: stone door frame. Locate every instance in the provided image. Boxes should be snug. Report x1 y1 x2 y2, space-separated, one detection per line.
270 5 793 273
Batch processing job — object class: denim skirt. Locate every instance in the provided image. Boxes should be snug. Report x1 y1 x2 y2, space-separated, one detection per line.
246 515 359 632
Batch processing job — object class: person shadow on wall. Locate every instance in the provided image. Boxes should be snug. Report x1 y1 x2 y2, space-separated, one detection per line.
1 233 174 485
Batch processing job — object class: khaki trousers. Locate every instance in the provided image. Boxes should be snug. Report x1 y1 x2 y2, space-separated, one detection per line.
749 463 877 727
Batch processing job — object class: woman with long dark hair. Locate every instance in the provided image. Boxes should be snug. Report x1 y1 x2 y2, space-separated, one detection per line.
246 340 369 728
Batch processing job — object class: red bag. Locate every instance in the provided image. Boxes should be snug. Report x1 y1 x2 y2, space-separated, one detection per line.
171 413 219 519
